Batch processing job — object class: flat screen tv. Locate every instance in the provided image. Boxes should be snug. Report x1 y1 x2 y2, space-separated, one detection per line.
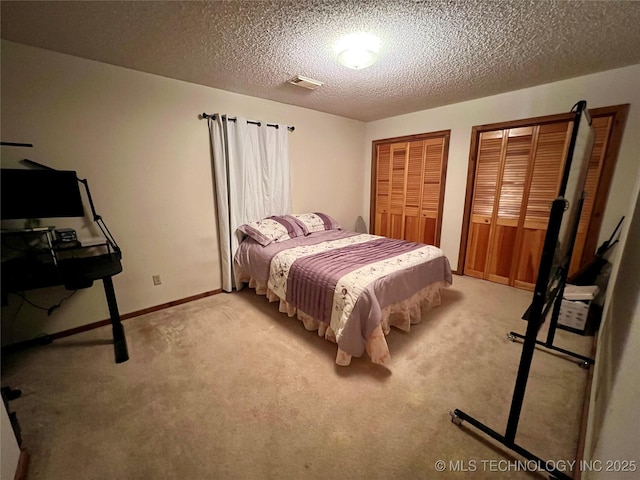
1 168 85 220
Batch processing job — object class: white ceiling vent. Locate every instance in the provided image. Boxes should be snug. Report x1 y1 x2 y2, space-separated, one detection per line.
288 75 324 90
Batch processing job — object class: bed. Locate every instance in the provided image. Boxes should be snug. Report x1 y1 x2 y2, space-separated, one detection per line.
234 213 452 366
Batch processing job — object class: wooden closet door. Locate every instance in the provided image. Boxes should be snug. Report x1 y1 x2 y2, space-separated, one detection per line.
371 131 449 246
464 130 503 279
403 141 426 242
389 142 409 239
374 144 391 236
513 122 572 289
373 141 412 239
486 127 534 285
464 122 572 288
419 138 446 245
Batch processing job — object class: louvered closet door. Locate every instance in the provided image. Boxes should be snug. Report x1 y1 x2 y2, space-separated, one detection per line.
465 131 503 279
403 139 446 244
374 144 391 236
389 142 409 239
464 122 572 289
419 138 445 245
403 141 425 242
513 122 572 289
486 127 534 285
372 133 448 245
373 141 410 239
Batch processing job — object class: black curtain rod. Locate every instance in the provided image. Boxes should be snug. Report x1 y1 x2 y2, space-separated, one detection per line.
202 113 294 132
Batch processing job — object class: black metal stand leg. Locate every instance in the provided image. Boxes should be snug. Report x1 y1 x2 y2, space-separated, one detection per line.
449 409 572 480
102 276 129 363
508 279 594 368
508 331 594 367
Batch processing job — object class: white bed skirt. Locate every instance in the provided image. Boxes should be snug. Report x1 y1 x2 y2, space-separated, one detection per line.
239 275 447 366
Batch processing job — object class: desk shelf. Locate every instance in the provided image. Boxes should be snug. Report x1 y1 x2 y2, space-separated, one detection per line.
1 227 128 363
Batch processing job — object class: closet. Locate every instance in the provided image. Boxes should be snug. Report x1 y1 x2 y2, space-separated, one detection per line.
461 105 628 290
370 131 449 246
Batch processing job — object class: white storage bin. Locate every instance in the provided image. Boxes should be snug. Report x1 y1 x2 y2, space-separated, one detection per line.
558 299 590 331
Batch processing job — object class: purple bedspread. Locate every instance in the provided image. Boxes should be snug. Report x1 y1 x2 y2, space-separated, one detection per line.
234 230 452 356
287 237 424 324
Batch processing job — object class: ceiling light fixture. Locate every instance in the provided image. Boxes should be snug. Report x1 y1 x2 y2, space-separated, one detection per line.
334 32 381 70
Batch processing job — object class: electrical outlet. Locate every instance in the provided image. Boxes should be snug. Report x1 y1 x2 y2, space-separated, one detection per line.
152 275 162 286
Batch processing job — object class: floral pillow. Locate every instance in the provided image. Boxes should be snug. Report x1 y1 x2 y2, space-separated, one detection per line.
292 212 342 235
237 215 305 247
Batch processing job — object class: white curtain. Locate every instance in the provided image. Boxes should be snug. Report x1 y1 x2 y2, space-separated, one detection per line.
208 115 291 292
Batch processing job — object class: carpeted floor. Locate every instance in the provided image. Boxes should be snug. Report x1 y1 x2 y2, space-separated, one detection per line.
1 275 593 479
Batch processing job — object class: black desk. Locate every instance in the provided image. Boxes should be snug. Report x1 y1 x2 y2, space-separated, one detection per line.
1 231 129 363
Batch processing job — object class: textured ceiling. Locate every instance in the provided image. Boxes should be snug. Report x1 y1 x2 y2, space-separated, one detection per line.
2 0 640 122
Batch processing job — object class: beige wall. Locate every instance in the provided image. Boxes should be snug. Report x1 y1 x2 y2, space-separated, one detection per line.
364 64 640 272
584 174 640 478
0 40 365 343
